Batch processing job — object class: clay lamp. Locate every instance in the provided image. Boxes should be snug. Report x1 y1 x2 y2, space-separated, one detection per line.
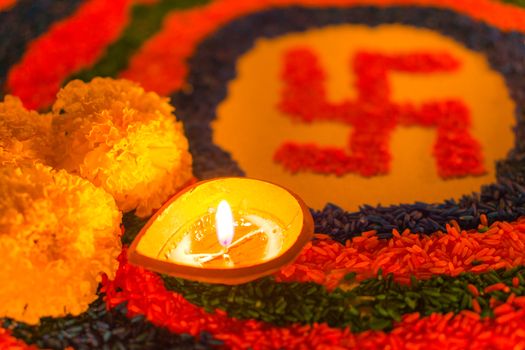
128 177 314 284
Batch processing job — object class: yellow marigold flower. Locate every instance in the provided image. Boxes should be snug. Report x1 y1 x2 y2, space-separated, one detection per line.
51 78 193 217
0 96 52 166
0 163 121 324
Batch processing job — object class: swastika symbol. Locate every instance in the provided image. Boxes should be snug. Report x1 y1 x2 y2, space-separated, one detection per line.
274 48 485 178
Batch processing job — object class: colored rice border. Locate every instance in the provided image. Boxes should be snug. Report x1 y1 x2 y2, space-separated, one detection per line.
98 249 525 349
5 0 133 109
0 0 17 12
9 217 525 348
124 217 525 334
0 0 83 91
68 0 211 84
5 0 525 110
121 0 525 97
2 297 218 350
161 265 525 331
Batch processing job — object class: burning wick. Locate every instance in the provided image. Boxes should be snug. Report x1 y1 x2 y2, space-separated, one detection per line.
216 200 234 247
167 199 279 266
191 200 266 265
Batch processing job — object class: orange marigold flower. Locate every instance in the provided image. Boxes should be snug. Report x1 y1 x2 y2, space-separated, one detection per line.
51 78 193 217
0 95 52 166
0 163 121 324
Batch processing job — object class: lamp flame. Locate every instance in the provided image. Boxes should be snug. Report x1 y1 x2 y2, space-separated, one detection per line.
216 200 234 247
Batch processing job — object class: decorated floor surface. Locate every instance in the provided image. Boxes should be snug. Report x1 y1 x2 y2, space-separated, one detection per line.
2 0 525 349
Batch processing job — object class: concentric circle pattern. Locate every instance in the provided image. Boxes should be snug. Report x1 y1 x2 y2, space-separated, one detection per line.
2 1 525 349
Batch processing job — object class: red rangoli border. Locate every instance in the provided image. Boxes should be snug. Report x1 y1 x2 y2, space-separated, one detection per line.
276 216 525 289
102 240 525 350
0 0 16 12
0 328 38 350
120 0 525 97
5 0 525 109
6 0 133 109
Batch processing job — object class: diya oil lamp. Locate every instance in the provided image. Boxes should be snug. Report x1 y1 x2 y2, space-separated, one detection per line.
128 177 314 284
